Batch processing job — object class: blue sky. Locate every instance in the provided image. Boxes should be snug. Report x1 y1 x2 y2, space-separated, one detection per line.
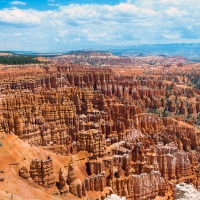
0 0 200 52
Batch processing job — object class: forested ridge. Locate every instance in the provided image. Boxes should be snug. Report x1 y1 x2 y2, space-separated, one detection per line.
0 55 42 65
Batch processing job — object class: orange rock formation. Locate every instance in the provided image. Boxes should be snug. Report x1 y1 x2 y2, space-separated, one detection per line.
0 62 200 200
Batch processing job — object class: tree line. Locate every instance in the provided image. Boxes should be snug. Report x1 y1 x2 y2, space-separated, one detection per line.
0 56 42 65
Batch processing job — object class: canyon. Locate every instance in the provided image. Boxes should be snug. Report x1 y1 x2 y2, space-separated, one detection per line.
0 52 200 199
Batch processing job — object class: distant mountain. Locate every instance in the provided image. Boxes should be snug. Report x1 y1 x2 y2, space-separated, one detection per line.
9 51 67 57
6 43 200 60
110 43 200 60
10 51 38 55
64 50 113 57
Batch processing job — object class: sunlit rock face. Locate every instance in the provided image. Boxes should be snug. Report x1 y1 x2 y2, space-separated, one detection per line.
29 156 56 188
174 183 200 200
105 194 126 200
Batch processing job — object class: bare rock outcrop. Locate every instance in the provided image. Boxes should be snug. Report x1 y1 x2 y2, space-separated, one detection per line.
29 156 56 188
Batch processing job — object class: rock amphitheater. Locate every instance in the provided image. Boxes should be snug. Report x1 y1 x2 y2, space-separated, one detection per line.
0 61 200 200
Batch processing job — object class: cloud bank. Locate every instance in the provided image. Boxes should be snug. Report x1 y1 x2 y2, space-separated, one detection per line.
0 1 200 52
10 1 26 6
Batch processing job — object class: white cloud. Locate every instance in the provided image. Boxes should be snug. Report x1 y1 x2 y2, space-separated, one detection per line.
0 7 40 26
47 0 55 5
163 32 181 39
158 0 180 5
73 38 81 42
0 0 200 52
10 1 26 6
165 7 188 17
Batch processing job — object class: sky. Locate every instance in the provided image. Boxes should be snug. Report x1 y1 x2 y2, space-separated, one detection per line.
0 0 200 52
